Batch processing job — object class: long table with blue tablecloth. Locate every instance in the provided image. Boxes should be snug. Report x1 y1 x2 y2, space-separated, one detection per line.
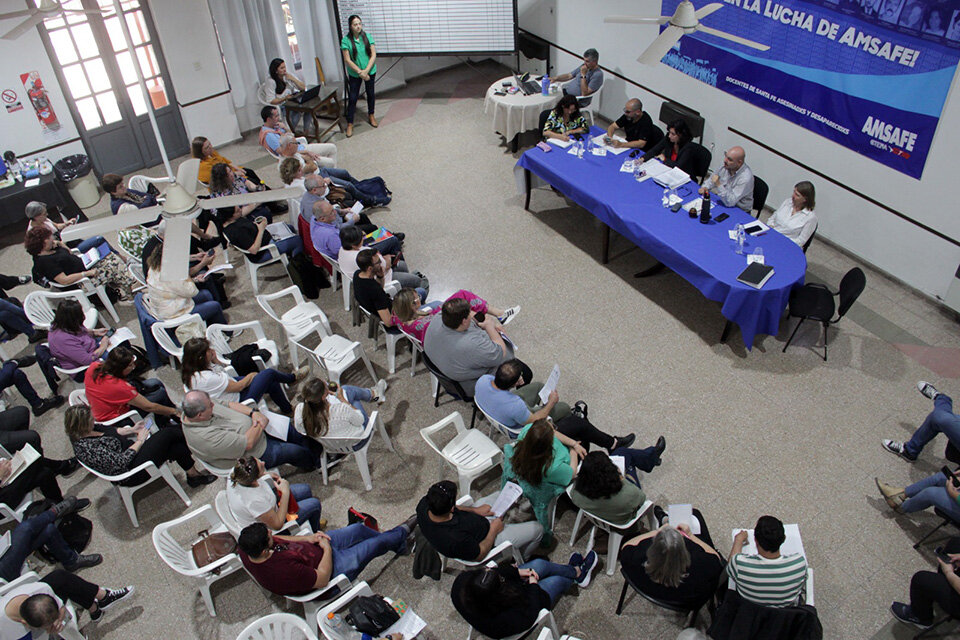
515 127 806 349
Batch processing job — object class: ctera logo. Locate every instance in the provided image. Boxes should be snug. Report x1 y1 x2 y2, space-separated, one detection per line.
862 116 917 158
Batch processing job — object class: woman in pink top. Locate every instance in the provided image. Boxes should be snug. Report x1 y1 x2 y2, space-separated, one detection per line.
389 289 518 343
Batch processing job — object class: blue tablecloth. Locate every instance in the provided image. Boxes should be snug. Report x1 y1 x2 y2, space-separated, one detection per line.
516 128 806 349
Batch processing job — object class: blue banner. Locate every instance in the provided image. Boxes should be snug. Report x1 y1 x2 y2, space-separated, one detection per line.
660 0 960 178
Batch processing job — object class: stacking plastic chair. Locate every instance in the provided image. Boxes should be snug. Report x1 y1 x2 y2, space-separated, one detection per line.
316 581 380 640
314 410 396 491
207 320 280 371
150 313 203 368
152 504 244 617
782 267 865 361
68 389 145 427
420 411 503 497
578 80 604 126
238 613 318 640
355 301 416 375
237 242 290 296
23 289 99 330
127 173 171 194
467 607 558 640
213 489 307 538
295 214 350 311
475 396 522 440
257 285 331 368
49 274 120 324
0 572 84 639
567 486 654 576
127 262 148 291
51 361 89 393
437 496 522 573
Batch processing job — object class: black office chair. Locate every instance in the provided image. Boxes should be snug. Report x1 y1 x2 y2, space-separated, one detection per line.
782 267 865 361
752 176 769 219
644 124 664 150
688 143 712 184
801 224 818 254
537 108 552 139
421 351 478 428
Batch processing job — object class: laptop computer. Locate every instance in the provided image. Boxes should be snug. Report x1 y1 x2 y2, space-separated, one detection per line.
513 73 542 96
288 85 322 104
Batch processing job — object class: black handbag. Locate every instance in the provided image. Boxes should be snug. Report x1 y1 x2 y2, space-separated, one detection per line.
345 594 399 635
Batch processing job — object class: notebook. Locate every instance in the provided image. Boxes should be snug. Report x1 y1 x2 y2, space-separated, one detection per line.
363 227 394 245
80 241 111 268
737 262 775 289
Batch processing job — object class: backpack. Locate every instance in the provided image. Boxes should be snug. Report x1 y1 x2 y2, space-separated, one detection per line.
345 594 399 635
25 500 92 562
286 252 331 300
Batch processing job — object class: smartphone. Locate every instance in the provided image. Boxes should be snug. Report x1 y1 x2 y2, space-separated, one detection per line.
143 415 155 433
105 328 116 337
714 213 730 223
942 465 960 487
935 546 954 564
670 202 683 213
206 249 215 256
474 311 486 324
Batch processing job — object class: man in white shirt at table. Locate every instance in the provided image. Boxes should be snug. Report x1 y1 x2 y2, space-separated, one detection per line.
698 146 754 212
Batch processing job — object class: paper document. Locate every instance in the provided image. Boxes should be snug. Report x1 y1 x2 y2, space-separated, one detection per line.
746 253 765 265
383 609 427 639
545 137 574 148
350 201 364 215
261 410 290 442
265 222 295 240
2 444 40 487
652 167 691 190
0 531 10 559
682 198 703 213
609 455 626 475
590 134 630 155
23 178 39 188
203 263 234 275
734 523 805 558
668 504 701 535
637 159 672 179
491 481 523 518
620 160 637 173
590 146 607 157
107 327 136 350
538 364 560 405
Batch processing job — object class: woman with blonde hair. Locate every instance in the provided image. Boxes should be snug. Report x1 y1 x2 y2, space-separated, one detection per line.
766 181 818 248
389 288 518 343
293 377 386 441
226 455 322 532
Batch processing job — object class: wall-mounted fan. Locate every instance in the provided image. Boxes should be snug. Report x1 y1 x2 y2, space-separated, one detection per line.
0 0 101 40
605 0 770 65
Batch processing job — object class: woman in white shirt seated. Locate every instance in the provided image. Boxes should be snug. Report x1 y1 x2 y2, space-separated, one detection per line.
260 58 305 129
180 337 308 415
767 181 818 249
227 455 323 532
293 377 386 441
143 242 227 325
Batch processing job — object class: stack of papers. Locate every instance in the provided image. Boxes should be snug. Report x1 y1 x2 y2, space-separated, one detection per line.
545 137 574 149
107 327 136 351
652 167 691 190
491 481 523 518
590 134 631 155
734 523 805 558
265 222 295 240
261 410 291 442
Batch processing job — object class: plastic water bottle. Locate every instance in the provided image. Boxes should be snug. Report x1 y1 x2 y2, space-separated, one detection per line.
735 223 746 255
576 139 584 159
325 612 345 633
586 135 594 156
633 160 642 182
541 75 550 95
662 188 670 207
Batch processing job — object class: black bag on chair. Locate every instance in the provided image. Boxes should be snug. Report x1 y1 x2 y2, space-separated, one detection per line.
286 252 331 300
345 594 400 635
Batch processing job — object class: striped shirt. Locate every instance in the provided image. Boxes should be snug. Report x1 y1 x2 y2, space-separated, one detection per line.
727 553 808 607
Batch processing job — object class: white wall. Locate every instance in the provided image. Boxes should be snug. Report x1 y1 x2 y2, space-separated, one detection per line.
519 0 960 303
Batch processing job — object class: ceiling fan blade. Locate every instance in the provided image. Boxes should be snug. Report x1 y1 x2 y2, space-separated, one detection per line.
159 217 192 282
694 3 724 20
0 9 37 20
59 206 163 242
638 26 685 64
2 13 45 40
696 25 770 50
604 15 670 24
199 187 303 210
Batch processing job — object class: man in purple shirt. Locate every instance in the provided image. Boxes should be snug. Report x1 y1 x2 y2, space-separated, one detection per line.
309 200 342 259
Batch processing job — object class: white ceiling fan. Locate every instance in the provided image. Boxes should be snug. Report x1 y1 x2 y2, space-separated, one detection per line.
0 0 102 40
605 0 770 65
50 0 300 282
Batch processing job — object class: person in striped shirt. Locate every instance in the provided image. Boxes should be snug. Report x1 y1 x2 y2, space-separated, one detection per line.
727 515 808 607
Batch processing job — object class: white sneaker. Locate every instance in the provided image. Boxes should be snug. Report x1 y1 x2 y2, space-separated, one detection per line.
498 306 521 326
374 379 388 404
917 381 940 400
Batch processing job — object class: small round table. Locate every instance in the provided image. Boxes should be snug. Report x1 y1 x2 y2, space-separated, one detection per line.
484 75 561 151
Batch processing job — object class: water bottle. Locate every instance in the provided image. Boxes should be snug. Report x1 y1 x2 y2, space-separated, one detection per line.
662 188 670 207
326 612 345 632
576 139 584 159
735 224 746 255
541 75 550 95
586 135 593 156
752 246 764 263
700 192 711 224
633 160 642 182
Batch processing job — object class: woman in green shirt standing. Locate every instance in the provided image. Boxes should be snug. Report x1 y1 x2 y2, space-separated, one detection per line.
341 15 377 137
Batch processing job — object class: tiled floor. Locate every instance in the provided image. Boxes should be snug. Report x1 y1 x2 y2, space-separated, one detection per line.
0 60 958 639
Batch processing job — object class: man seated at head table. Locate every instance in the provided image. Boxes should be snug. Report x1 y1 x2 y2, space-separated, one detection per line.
549 48 604 105
697 145 754 212
604 99 662 151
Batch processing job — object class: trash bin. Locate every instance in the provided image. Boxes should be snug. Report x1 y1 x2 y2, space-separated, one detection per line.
54 154 100 208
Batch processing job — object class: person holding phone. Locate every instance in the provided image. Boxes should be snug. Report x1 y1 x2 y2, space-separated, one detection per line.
876 467 960 523
65 404 215 488
891 535 960 629
227 455 323 532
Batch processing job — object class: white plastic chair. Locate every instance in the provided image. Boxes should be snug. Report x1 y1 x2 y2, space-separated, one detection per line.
206 320 280 371
420 411 503 497
295 334 378 387
536 629 559 640
23 289 99 330
150 313 203 367
0 444 35 526
256 285 329 368
475 397 522 440
51 361 88 394
127 262 148 291
287 196 302 228
314 250 351 311
468 607 558 640
355 297 415 375
0 572 84 640
67 388 146 426
176 158 201 195
437 495 522 573
237 242 290 296
213 489 307 538
238 613 318 640
579 80 604 127
314 410 395 492
50 272 120 324
567 486 654 576
152 504 244 617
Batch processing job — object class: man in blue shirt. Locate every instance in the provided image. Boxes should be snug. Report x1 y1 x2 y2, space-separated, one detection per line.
308 200 342 259
550 48 604 106
474 359 570 428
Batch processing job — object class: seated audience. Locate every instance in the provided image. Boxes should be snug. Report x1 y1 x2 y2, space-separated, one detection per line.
605 99 661 150
352 248 431 323
219 199 302 261
0 275 44 343
542 95 588 143
570 451 651 527
24 227 136 299
391 288 517 344
83 346 180 427
47 299 110 372
300 175 376 232
620 508 724 610
143 243 227 326
451 554 598 640
698 146 754 211
890 535 960 630
278 156 306 192
24 201 102 253
180 390 318 471
192 135 267 189
293 377 386 442
227 455 323 532
417 480 543 561
65 404 213 488
101 173 158 218
237 517 415 596
0 405 76 508
642 119 699 178
883 381 959 461
259 105 337 166
550 47 604 105
180 337 307 415
141 229 228 306
766 181 818 248
877 467 960 522
208 163 273 224
0 360 62 417
423 297 514 392
337 226 415 284
727 515 808 607
0 498 99 579
1 573 131 633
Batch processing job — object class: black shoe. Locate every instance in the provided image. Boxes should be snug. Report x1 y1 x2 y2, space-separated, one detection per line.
33 395 64 417
653 505 667 526
12 356 36 369
394 232 406 242
187 473 217 487
50 496 89 519
399 514 418 555
64 553 102 571
654 435 666 460
27 329 47 344
572 400 589 420
890 602 932 629
96 586 134 613
17 276 31 285
612 433 635 452
59 458 81 478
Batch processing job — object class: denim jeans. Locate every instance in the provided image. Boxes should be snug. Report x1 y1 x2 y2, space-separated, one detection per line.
320 167 388 207
76 235 106 253
905 394 960 458
0 361 41 408
191 290 227 326
0 510 77 581
611 445 661 485
241 368 295 413
0 299 34 337
902 472 960 521
261 422 319 470
274 235 303 258
290 482 322 532
519 558 576 606
346 73 376 123
342 385 372 425
329 522 405 581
